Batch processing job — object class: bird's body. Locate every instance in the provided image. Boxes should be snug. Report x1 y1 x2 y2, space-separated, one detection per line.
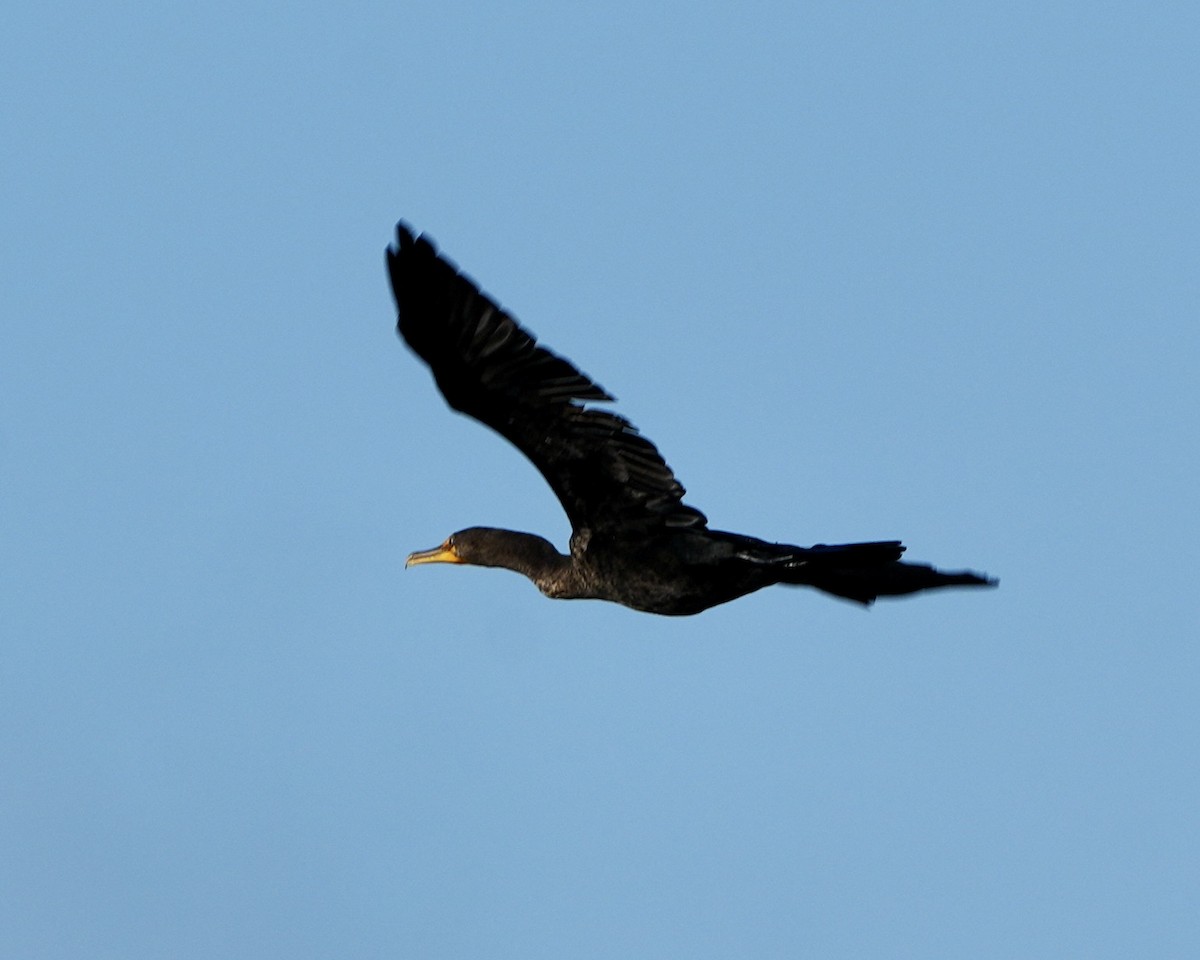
389 222 995 615
425 527 791 616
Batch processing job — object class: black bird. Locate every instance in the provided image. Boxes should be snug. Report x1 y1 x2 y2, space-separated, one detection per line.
388 223 995 615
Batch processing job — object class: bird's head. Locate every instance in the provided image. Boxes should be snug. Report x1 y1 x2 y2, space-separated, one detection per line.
406 527 563 573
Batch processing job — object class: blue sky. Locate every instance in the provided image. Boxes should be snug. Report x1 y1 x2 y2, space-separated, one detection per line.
4 1 1197 957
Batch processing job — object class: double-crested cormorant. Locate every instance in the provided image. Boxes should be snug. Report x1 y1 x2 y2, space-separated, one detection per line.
388 222 995 615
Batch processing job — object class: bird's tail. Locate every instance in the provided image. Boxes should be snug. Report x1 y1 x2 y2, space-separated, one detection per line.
779 541 996 605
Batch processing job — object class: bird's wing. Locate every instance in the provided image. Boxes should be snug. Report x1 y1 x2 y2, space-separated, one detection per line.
387 222 707 536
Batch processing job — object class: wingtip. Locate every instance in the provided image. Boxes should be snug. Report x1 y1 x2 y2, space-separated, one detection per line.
387 221 448 290
388 221 415 260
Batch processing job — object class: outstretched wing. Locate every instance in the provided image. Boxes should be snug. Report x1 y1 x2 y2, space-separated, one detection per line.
386 222 706 536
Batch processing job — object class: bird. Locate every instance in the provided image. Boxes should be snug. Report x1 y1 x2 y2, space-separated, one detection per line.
387 222 996 616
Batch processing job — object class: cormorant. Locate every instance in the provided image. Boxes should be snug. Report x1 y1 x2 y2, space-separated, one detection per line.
388 222 995 615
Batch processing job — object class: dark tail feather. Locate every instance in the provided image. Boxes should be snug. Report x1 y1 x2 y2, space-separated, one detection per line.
782 541 997 605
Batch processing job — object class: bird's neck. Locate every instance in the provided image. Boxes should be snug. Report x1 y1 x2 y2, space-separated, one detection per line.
468 529 581 594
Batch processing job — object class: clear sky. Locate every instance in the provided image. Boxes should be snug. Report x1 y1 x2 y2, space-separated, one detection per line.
4 1 1197 957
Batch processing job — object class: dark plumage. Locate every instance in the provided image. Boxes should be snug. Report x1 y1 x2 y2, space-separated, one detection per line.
388 222 996 615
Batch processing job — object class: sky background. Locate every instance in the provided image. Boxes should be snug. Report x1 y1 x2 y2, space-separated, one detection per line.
4 1 1198 957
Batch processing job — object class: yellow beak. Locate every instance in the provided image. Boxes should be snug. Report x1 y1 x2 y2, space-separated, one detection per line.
405 541 464 568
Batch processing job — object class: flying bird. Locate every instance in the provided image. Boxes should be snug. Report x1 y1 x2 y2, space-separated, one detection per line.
388 222 995 615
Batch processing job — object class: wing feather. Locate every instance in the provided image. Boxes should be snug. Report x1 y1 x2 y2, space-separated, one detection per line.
386 222 706 534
